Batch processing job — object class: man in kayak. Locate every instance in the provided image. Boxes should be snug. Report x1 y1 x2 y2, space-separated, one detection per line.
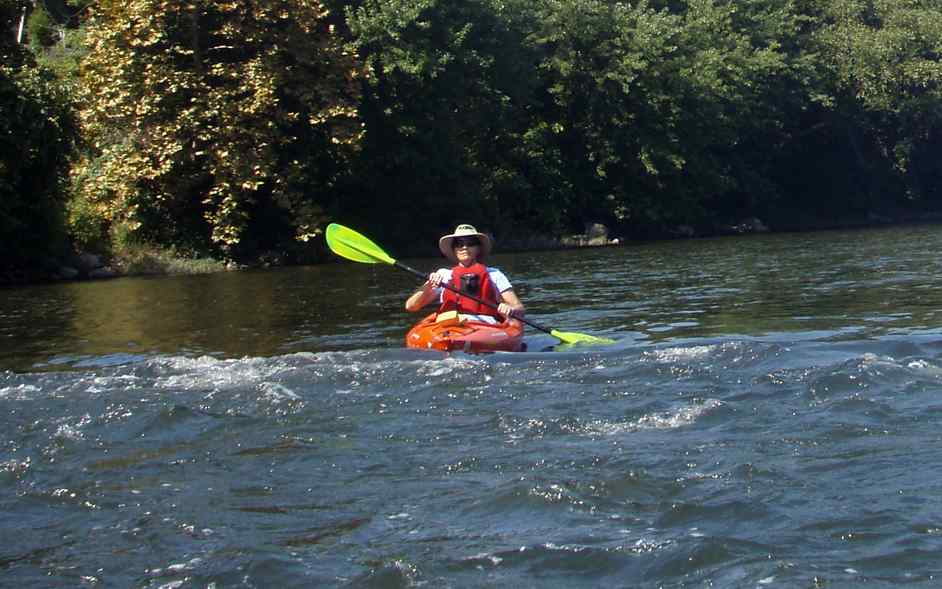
405 224 525 323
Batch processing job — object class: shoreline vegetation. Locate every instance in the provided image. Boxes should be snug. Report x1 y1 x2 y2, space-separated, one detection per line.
7 212 942 287
4 1 942 287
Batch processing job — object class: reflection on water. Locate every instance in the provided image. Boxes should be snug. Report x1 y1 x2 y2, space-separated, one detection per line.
1 266 421 371
484 224 942 344
3 224 942 371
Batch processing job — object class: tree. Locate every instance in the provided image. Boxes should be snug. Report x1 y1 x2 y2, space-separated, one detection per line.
531 0 795 234
72 0 363 259
345 0 608 251
814 0 942 207
0 0 77 271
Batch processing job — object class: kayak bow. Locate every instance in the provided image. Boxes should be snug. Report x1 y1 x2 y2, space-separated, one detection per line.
406 312 525 353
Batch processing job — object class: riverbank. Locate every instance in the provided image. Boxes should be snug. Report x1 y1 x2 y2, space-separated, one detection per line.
5 210 942 287
1 246 229 287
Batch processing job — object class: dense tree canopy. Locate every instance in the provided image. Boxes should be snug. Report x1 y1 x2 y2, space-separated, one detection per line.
815 0 942 205
70 0 362 257
4 0 942 270
1 0 76 270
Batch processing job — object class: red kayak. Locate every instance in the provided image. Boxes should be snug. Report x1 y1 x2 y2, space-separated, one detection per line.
406 311 525 353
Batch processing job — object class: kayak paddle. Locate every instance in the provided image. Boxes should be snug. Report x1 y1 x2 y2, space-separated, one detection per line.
325 223 615 346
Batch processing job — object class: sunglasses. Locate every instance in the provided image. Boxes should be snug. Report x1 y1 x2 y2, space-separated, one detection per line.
453 237 480 248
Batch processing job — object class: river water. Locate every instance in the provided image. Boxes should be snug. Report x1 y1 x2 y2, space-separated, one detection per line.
3 225 942 587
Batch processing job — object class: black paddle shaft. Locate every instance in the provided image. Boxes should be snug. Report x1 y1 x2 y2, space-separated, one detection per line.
395 261 554 335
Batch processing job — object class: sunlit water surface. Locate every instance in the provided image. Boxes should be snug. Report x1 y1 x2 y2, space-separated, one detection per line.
3 225 942 587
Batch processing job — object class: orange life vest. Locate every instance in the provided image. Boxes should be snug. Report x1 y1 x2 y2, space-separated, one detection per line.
439 263 500 317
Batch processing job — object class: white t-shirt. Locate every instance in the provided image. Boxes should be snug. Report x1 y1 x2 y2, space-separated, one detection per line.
434 267 513 324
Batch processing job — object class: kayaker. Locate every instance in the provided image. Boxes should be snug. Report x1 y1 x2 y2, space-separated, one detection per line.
405 224 525 323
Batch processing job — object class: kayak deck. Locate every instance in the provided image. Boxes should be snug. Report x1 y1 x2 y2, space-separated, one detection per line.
406 312 525 353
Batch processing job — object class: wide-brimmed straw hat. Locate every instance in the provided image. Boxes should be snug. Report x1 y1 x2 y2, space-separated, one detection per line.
438 224 493 263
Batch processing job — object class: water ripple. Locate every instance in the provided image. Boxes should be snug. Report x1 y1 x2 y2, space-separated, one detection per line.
5 227 942 585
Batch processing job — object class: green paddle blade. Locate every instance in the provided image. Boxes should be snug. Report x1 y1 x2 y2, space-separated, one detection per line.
325 223 396 265
549 329 616 346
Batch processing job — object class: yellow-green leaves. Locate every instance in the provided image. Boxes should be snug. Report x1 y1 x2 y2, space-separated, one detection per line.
72 0 363 256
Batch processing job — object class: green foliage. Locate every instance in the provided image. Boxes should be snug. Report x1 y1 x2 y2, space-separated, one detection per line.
528 0 804 232
813 0 942 204
110 242 227 275
344 0 552 245
27 4 58 48
35 26 88 83
342 0 848 241
73 0 364 260
0 38 77 268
